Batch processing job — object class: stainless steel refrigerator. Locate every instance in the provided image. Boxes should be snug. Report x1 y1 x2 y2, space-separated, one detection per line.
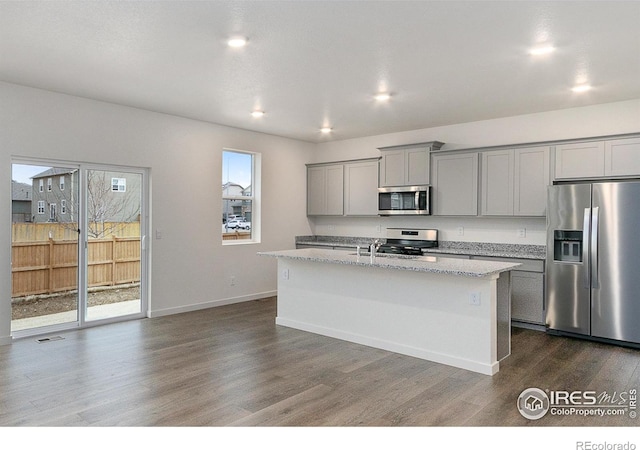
546 181 640 345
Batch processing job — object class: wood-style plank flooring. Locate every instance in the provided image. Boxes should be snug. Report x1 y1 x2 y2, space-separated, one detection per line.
1 297 639 427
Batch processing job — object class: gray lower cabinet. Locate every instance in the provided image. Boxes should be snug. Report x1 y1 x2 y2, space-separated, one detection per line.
510 271 544 325
472 256 545 327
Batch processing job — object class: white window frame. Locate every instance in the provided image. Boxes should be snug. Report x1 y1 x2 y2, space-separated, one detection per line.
59 175 65 191
39 179 44 192
37 200 45 214
222 149 261 245
47 178 52 192
61 199 67 214
49 203 57 221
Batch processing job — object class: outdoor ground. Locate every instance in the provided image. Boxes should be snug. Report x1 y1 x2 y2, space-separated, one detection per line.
11 285 140 320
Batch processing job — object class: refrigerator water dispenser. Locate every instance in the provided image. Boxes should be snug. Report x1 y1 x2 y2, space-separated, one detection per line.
553 230 583 263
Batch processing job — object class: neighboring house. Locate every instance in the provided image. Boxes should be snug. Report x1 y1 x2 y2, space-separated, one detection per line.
31 168 140 227
11 180 32 222
31 168 78 223
222 182 252 223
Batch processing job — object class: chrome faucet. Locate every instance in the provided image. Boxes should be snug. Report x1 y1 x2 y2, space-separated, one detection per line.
370 239 380 261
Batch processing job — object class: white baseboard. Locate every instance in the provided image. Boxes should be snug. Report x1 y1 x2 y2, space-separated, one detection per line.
148 291 276 318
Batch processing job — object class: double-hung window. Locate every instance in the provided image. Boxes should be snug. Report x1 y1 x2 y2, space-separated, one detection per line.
222 149 260 243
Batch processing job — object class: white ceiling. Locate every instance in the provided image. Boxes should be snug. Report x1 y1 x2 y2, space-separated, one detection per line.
1 1 639 143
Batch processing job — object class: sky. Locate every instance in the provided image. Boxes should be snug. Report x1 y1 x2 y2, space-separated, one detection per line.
222 151 252 188
11 164 52 184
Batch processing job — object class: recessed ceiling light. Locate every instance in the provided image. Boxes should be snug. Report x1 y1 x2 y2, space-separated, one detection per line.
571 84 592 93
251 110 265 118
228 37 248 48
320 127 332 134
529 45 555 56
374 93 391 101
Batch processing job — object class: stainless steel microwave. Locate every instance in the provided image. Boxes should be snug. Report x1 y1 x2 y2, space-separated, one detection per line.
378 186 431 215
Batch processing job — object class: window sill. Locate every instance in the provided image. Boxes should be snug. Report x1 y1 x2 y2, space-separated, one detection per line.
222 238 260 246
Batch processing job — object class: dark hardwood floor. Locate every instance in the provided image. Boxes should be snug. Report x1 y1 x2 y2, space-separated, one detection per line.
1 297 639 427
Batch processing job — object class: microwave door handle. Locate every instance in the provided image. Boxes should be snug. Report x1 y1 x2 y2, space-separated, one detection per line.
415 191 420 209
591 207 599 288
583 208 591 289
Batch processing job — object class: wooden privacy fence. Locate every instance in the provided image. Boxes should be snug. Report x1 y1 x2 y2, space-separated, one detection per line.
11 236 141 298
222 231 251 241
12 222 140 243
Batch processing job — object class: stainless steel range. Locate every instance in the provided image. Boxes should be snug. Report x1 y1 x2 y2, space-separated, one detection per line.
377 228 438 255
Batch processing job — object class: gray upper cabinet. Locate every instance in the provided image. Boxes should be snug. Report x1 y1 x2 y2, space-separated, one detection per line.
431 152 479 216
378 142 443 187
307 164 344 216
481 146 550 216
555 137 640 180
344 159 380 216
514 147 550 216
481 150 514 216
307 158 379 217
555 141 605 179
605 137 640 177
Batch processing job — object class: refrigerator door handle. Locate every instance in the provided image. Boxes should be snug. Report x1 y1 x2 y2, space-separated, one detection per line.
583 208 591 289
591 206 600 288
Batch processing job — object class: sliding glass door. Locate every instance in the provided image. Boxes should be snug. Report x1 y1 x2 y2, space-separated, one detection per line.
11 161 148 336
84 167 144 322
11 163 81 332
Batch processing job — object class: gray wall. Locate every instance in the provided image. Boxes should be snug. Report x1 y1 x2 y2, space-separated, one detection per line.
0 81 315 343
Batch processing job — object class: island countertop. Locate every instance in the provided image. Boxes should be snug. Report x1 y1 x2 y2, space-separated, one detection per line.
259 248 520 278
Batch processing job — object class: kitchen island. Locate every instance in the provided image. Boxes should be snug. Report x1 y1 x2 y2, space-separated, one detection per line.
259 248 520 375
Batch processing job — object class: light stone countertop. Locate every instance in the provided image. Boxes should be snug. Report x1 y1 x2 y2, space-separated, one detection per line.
259 248 521 278
294 236 545 260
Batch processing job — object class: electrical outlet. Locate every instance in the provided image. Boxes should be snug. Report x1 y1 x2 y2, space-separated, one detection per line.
469 292 481 306
457 227 464 236
230 276 236 286
328 224 335 231
282 269 290 280
155 229 162 239
517 228 526 238
375 224 381 233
